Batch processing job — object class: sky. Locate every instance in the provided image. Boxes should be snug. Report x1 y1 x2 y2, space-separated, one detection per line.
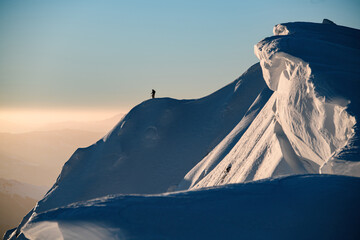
0 0 359 126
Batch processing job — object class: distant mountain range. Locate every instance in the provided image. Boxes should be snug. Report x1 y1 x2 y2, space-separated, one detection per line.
0 113 123 134
0 114 123 187
0 179 47 238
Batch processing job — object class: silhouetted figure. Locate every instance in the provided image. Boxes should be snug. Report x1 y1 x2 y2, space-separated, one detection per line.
151 89 156 99
225 164 232 173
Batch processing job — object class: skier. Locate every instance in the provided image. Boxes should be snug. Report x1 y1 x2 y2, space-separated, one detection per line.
151 89 156 99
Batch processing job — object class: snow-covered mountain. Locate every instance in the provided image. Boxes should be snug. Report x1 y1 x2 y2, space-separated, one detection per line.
4 20 360 239
180 20 360 190
30 62 270 215
16 175 360 240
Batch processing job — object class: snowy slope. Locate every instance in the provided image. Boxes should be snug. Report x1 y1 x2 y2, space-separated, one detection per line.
29 62 268 215
183 20 360 190
5 20 360 240
14 175 360 240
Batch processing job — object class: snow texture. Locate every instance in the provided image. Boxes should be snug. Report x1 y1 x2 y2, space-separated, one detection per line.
4 20 360 240
20 175 360 240
186 21 360 190
30 62 268 216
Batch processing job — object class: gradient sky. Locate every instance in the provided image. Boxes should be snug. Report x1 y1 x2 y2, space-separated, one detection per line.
1 0 359 117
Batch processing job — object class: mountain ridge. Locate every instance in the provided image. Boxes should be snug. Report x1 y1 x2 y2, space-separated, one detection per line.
4 20 360 240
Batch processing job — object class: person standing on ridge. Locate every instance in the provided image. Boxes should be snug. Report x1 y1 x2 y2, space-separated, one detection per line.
151 89 156 99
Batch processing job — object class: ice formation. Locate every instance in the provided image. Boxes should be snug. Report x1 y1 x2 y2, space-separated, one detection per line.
181 21 360 190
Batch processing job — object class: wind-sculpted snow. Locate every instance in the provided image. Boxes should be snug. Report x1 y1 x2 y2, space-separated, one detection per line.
5 63 269 239
177 87 272 190
256 21 360 175
26 63 268 216
19 175 360 240
187 21 360 189
5 21 360 240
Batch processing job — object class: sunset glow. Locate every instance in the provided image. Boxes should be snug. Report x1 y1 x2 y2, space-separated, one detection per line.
0 108 125 133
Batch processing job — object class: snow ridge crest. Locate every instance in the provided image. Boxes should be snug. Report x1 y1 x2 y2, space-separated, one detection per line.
255 21 358 176
190 21 360 190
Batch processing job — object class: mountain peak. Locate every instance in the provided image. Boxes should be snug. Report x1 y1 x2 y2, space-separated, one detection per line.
5 21 360 240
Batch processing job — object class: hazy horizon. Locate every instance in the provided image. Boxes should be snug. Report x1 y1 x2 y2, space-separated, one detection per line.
0 108 125 133
1 0 359 120
0 0 359 185
1 1 360 237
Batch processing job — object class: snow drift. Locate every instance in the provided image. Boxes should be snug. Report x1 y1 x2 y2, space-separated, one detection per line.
17 175 360 240
5 63 270 239
4 20 360 239
180 21 360 190
27 62 270 216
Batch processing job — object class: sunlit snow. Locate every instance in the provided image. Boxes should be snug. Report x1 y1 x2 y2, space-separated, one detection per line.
4 20 360 240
